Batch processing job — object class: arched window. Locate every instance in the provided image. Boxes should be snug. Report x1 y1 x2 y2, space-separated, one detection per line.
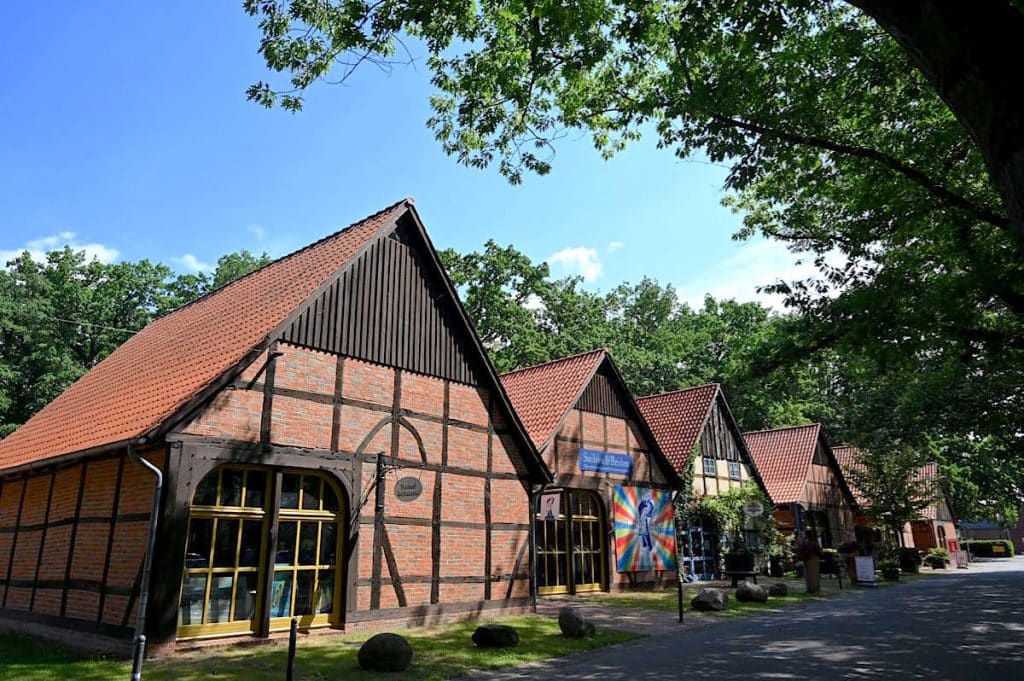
177 467 344 638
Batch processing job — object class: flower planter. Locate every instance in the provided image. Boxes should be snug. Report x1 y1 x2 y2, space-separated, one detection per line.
882 567 901 581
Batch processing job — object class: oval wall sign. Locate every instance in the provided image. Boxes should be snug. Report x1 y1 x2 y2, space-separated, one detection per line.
394 476 423 502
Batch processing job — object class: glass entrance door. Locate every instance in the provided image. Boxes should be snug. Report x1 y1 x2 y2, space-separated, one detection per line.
683 521 716 581
535 489 606 595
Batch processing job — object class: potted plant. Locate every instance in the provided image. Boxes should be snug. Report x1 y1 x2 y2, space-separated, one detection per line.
838 540 860 582
879 559 901 581
794 536 823 594
924 547 950 569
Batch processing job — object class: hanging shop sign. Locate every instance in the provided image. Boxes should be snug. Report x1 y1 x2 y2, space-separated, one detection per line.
394 476 423 502
743 500 765 518
578 448 633 476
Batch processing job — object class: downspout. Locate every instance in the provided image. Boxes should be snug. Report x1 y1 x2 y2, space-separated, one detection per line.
528 484 541 610
128 439 163 681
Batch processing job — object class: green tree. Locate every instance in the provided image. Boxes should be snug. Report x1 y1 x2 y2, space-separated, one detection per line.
212 250 272 290
244 0 1024 511
845 445 939 547
0 248 276 437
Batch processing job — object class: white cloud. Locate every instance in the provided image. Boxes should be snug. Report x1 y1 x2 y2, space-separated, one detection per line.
549 246 603 283
171 253 214 273
607 241 624 254
0 231 119 266
675 239 844 311
523 293 546 311
248 224 266 241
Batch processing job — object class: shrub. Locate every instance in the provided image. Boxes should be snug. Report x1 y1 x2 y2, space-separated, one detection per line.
963 539 1015 557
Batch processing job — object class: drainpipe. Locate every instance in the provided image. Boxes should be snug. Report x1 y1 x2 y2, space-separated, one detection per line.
128 440 163 681
528 484 541 609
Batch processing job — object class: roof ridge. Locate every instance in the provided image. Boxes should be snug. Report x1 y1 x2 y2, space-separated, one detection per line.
743 422 821 436
636 383 719 402
500 347 607 377
160 197 411 318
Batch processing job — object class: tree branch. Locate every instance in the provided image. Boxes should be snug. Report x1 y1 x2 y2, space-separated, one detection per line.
709 114 1010 232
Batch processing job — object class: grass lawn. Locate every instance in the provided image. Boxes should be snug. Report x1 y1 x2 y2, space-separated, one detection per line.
0 615 639 681
554 575 851 618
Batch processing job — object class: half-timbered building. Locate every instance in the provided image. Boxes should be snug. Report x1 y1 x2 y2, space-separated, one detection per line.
501 350 682 595
637 384 769 580
0 199 548 654
744 424 857 548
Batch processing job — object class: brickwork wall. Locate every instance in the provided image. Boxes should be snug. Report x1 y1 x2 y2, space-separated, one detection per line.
182 343 534 631
0 448 164 633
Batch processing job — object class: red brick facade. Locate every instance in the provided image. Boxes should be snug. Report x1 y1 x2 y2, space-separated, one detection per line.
0 448 164 647
168 343 533 640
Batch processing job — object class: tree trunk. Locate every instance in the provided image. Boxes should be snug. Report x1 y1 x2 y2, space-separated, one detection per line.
849 0 1024 258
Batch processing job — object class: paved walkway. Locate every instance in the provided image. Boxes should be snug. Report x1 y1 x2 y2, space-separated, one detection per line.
466 558 1024 680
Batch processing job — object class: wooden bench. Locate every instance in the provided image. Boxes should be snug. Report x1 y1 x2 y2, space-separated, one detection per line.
723 571 758 587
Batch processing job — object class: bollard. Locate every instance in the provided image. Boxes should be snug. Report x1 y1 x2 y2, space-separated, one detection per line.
286 618 298 681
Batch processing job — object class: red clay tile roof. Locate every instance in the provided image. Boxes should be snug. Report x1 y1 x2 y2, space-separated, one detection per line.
744 424 822 505
833 445 868 507
500 349 606 451
0 199 412 471
636 385 719 472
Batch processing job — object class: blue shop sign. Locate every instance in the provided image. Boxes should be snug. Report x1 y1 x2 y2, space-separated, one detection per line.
578 449 633 476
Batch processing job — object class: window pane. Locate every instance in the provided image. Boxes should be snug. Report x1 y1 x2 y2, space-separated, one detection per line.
233 572 259 622
213 519 240 568
281 474 300 509
220 469 244 507
276 522 297 566
298 522 318 566
322 483 339 513
245 471 266 509
194 472 218 506
301 477 320 510
294 571 315 616
185 518 213 569
207 575 234 623
270 572 293 618
178 574 207 625
317 569 334 614
320 523 337 566
239 520 263 568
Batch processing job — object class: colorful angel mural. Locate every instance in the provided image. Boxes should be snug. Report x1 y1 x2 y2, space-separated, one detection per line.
613 486 677 572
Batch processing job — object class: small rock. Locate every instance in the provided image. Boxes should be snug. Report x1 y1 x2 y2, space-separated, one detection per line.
471 624 520 648
691 587 729 611
558 606 596 638
736 581 769 603
358 633 413 672
768 582 789 597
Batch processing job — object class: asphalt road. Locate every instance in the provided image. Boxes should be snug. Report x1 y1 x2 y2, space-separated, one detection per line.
467 558 1024 681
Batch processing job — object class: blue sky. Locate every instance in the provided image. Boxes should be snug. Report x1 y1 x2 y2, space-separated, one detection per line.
0 2 811 308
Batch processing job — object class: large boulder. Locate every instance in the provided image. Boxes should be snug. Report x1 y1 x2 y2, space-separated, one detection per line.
690 587 729 612
558 606 596 638
472 624 520 648
736 581 769 603
358 633 413 672
768 582 789 597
